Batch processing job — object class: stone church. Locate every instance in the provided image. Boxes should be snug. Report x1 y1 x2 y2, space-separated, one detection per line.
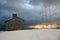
4 12 24 31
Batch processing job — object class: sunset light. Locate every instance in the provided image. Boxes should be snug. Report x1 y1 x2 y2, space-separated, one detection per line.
29 23 58 29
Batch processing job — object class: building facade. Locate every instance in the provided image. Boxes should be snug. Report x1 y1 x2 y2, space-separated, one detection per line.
4 12 24 31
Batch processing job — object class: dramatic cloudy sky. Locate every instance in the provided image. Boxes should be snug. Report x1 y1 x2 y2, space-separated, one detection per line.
0 0 60 29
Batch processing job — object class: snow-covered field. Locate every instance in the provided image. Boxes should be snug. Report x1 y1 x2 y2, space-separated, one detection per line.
0 29 60 40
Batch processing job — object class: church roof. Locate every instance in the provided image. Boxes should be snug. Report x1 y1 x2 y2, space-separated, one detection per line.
5 17 24 23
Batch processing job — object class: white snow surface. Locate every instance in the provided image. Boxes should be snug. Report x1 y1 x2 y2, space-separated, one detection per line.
0 29 60 40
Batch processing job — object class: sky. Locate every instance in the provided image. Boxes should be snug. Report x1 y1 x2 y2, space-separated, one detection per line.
0 0 60 28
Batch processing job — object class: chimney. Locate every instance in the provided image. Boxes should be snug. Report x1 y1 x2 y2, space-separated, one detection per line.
13 12 17 17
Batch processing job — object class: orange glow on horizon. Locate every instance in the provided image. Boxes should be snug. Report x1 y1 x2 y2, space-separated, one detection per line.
28 24 58 29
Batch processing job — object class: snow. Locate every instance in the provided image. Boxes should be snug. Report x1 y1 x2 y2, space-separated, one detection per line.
0 29 60 40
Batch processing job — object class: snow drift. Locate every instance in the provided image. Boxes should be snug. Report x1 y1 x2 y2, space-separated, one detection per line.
0 29 60 40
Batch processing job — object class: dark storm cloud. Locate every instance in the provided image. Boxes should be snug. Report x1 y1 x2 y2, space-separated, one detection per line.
29 0 60 6
25 0 60 26
42 0 60 6
0 0 60 28
29 0 41 5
